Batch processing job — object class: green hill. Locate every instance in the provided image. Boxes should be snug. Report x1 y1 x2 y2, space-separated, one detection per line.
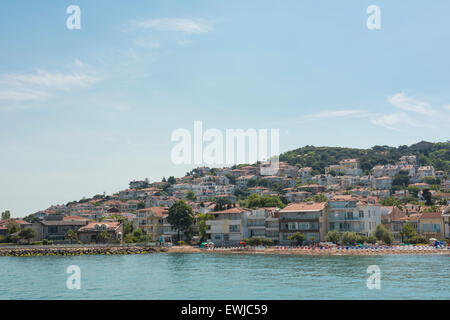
279 141 450 175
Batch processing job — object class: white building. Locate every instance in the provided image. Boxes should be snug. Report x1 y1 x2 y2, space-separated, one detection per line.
206 207 251 245
246 208 280 244
327 196 381 237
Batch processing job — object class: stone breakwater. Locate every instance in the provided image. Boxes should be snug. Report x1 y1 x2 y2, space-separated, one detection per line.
0 245 167 256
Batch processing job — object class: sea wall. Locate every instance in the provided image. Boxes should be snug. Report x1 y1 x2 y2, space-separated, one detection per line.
0 245 167 256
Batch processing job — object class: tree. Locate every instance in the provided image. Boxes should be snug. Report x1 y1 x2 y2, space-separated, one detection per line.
18 228 36 244
246 194 285 209
7 221 20 235
137 202 146 209
325 230 340 244
313 194 327 202
287 232 305 245
356 234 368 244
400 223 417 243
197 213 213 241
123 221 134 235
422 189 433 206
65 229 78 244
373 224 394 245
97 230 109 243
167 201 194 242
367 235 377 244
186 191 197 202
341 232 358 245
407 186 420 198
167 176 176 185
23 214 38 223
1 210 11 220
392 171 410 187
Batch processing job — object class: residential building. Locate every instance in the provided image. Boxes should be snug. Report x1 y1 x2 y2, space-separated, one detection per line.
77 222 123 243
442 207 450 238
417 166 435 179
419 212 444 239
37 215 89 241
206 207 251 245
278 202 328 243
133 207 168 241
327 196 381 237
246 207 280 244
373 176 393 190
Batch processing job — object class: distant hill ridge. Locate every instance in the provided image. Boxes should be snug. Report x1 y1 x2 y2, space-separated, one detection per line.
279 141 450 176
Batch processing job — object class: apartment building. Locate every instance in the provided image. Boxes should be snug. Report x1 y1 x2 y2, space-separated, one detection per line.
246 207 280 244
327 196 381 237
278 202 328 244
206 207 251 245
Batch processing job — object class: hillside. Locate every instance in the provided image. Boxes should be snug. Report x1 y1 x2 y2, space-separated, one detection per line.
279 141 450 175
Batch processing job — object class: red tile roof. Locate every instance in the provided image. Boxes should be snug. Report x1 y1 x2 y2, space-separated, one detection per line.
280 202 327 212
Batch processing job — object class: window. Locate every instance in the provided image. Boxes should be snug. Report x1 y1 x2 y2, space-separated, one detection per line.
359 211 364 218
329 223 335 230
229 224 240 233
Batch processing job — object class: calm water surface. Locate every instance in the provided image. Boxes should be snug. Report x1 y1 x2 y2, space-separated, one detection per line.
1 253 449 299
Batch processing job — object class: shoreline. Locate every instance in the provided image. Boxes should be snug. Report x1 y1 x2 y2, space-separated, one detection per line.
1 245 449 256
167 246 450 256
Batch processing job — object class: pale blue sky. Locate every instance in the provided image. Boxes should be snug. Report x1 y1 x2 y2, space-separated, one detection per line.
1 0 449 217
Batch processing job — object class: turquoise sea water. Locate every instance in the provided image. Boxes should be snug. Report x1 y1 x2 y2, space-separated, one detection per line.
1 253 449 299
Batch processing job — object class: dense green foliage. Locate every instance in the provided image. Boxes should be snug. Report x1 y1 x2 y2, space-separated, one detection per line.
245 194 286 209
279 141 450 175
372 224 394 245
325 230 340 244
167 201 194 241
287 232 306 245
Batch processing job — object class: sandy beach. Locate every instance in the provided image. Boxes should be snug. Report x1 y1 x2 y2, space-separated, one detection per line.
167 245 450 256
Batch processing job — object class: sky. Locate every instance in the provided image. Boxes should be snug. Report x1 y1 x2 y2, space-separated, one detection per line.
1 0 449 217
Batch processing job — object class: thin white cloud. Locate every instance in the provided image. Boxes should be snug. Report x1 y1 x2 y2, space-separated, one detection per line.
0 63 102 103
0 89 49 102
310 109 374 118
0 69 101 91
130 18 213 34
307 92 444 131
370 112 421 130
388 92 434 114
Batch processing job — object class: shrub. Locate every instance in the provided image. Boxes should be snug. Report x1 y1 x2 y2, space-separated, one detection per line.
287 232 305 245
367 235 377 244
177 240 187 246
341 232 358 246
356 234 368 244
325 231 340 244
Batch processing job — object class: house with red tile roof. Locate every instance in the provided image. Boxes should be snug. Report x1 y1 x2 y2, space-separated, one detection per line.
279 202 328 243
77 221 123 244
419 211 444 239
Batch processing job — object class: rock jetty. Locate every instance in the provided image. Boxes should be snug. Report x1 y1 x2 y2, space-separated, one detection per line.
0 245 167 256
